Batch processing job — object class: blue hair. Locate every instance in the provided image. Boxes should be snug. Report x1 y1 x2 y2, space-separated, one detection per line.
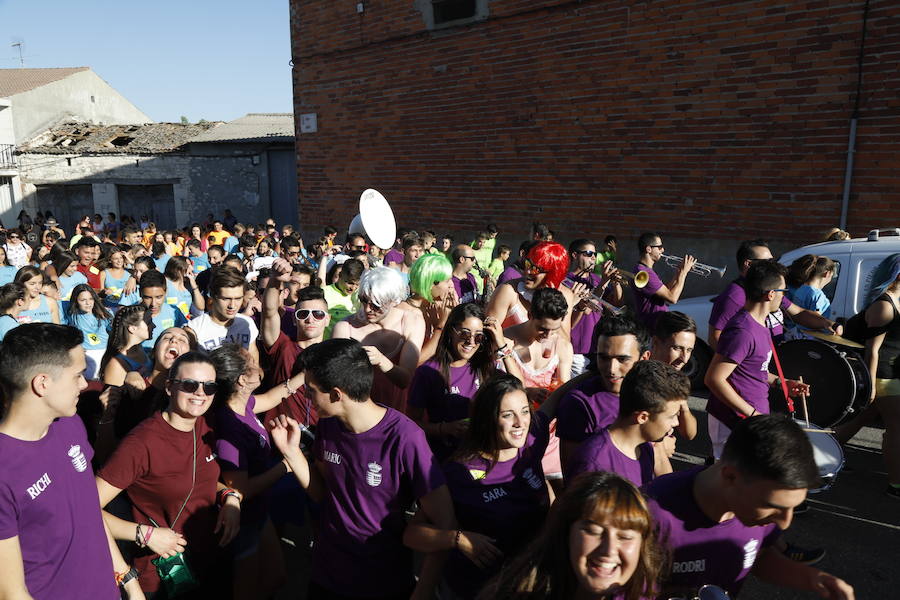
867 253 900 304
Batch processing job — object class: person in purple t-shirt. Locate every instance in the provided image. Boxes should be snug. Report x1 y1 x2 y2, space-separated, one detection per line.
630 232 696 330
705 261 810 459
479 471 665 600
406 374 558 598
408 302 520 462
566 360 689 486
708 239 840 351
566 238 624 378
644 415 854 600
210 344 307 600
0 324 141 600
269 338 454 600
451 244 480 304
556 314 651 469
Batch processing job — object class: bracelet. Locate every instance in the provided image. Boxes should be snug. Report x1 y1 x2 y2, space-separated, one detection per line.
217 487 243 507
115 566 139 587
496 346 513 360
135 524 146 548
284 380 294 396
454 529 462 549
144 525 154 545
750 409 758 417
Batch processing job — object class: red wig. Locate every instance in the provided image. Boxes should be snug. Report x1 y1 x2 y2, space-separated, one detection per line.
528 242 569 289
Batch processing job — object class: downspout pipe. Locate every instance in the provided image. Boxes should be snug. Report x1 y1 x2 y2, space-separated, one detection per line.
840 0 871 231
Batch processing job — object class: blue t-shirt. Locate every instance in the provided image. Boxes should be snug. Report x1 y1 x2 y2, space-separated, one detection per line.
0 265 17 286
0 314 20 341
68 313 112 349
142 304 188 351
102 270 132 306
191 255 210 274
59 272 89 302
787 285 830 319
165 281 193 317
154 253 170 273
223 236 239 254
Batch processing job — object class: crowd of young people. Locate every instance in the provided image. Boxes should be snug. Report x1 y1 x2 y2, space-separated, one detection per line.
1 212 889 600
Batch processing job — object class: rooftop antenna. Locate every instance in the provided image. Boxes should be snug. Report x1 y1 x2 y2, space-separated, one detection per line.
11 42 25 67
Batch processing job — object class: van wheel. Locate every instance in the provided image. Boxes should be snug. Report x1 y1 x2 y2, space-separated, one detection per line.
683 340 712 390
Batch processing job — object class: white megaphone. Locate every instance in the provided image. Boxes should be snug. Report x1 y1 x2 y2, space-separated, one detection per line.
349 188 396 249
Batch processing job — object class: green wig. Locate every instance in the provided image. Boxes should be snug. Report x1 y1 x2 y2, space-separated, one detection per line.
409 254 452 302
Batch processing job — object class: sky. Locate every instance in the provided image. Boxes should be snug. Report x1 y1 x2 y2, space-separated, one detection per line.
0 0 293 123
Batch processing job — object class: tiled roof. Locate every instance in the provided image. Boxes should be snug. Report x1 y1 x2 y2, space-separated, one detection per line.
189 113 295 143
0 67 90 97
18 121 221 155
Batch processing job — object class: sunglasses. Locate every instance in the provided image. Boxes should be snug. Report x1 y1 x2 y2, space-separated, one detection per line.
171 378 218 395
769 288 790 293
523 258 546 275
296 309 327 321
452 327 485 345
575 250 597 257
358 295 386 311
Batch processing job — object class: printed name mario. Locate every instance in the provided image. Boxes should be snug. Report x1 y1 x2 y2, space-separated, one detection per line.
27 472 52 500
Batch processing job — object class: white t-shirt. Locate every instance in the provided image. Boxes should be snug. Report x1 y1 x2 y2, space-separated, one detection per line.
189 312 259 352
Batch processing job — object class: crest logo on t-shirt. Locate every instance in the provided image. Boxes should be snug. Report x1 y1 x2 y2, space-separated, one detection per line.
522 467 543 490
68 445 87 473
366 462 383 487
469 468 486 481
761 350 772 373
743 538 760 569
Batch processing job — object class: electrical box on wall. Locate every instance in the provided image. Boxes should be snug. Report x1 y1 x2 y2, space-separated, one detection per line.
300 113 318 133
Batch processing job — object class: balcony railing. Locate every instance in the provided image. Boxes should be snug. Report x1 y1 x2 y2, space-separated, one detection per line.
0 144 15 169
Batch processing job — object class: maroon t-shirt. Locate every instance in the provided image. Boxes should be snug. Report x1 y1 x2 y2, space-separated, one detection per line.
262 331 317 426
76 263 102 291
98 412 221 594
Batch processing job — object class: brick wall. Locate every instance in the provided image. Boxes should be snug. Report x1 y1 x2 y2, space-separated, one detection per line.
291 0 899 251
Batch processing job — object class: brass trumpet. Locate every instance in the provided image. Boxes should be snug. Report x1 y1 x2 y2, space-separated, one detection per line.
614 269 650 289
563 272 625 315
661 254 727 278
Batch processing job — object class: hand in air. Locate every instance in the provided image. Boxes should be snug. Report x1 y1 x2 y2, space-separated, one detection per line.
680 255 697 274
269 415 304 458
483 316 505 348
362 345 389 371
271 258 293 281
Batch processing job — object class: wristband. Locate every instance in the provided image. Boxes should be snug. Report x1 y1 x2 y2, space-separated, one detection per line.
135 524 146 548
116 566 139 587
217 487 243 507
496 345 513 360
284 380 295 396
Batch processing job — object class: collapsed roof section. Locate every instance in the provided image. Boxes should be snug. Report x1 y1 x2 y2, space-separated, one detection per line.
18 121 221 155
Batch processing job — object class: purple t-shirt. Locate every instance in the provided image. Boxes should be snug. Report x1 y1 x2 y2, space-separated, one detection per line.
710 279 794 339
453 273 478 303
565 428 655 486
312 407 446 597
214 396 273 526
707 310 773 429
644 467 781 597
408 360 482 461
441 411 551 597
0 416 118 600
556 374 620 443
631 263 667 330
568 271 603 354
383 248 403 266
498 264 522 286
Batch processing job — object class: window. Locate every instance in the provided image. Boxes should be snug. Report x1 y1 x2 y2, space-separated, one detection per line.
423 0 488 29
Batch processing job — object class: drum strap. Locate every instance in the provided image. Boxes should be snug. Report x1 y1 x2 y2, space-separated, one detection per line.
769 338 794 413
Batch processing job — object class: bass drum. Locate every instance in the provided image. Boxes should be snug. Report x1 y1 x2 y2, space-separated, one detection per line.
768 339 871 427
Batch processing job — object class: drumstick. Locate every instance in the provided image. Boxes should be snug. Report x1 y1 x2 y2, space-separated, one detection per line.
802 428 836 434
799 376 810 428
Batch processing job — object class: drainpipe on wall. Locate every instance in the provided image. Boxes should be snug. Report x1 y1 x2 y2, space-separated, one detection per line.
840 0 871 231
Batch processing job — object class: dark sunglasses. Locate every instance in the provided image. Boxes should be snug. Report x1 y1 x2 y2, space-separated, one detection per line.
452 327 485 345
172 378 218 395
358 295 385 310
523 258 546 275
575 250 597 257
296 309 327 321
769 288 790 293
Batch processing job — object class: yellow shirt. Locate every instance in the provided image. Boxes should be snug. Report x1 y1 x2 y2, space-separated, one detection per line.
206 230 232 246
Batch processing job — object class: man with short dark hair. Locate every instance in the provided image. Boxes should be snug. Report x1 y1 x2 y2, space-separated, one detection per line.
187 266 259 362
269 338 453 600
631 232 695 330
73 237 103 291
396 232 423 282
650 310 697 371
140 270 188 351
566 360 688 485
556 314 651 467
0 324 142 600
644 414 854 599
280 235 303 263
322 258 363 339
704 260 810 458
708 239 840 350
